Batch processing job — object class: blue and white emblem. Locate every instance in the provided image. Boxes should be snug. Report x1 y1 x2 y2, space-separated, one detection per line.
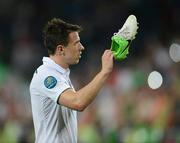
44 76 57 89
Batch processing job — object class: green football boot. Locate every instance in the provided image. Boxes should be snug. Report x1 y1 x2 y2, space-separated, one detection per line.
111 15 138 61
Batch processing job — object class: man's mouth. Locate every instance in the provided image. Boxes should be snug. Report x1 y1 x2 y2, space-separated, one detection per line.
79 52 82 58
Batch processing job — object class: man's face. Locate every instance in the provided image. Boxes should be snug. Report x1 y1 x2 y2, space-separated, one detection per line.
63 32 84 65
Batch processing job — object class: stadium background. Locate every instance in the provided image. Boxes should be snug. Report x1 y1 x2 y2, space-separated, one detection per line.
0 0 180 142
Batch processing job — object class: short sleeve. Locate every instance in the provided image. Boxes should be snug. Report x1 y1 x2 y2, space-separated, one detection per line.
41 76 71 103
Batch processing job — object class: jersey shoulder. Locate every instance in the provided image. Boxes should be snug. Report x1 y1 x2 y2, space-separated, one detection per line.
31 64 67 85
30 65 59 91
33 65 59 81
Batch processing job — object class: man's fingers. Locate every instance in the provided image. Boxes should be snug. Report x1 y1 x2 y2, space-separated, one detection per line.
104 50 113 56
102 49 114 62
110 54 114 59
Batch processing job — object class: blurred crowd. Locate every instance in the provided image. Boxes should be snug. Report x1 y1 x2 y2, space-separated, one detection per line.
0 0 180 143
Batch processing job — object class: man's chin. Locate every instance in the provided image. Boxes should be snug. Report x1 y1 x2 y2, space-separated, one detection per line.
70 59 79 65
75 59 80 64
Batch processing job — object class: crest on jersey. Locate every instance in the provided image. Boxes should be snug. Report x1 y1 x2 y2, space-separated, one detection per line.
44 76 57 89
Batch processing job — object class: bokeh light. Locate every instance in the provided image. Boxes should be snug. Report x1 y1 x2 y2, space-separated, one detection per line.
148 71 163 89
169 43 180 62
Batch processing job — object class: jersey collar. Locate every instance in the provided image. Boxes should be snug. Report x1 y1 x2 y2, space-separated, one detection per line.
42 57 70 75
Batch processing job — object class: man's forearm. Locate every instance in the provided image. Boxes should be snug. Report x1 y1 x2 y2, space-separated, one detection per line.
76 70 110 110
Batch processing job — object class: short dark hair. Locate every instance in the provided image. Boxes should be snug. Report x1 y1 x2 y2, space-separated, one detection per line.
43 18 82 55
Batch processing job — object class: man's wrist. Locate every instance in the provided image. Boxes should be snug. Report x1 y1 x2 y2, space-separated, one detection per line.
99 70 111 78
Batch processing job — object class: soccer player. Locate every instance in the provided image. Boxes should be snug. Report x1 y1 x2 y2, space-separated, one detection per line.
29 18 114 143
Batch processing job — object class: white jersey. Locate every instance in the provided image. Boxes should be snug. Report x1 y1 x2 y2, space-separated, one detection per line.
30 57 77 143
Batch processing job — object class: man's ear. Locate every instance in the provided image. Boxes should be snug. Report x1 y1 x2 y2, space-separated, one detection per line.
56 45 65 55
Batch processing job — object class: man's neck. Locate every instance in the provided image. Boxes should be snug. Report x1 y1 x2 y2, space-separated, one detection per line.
49 55 69 69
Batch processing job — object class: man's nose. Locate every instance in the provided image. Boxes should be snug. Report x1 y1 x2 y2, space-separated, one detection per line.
80 43 85 50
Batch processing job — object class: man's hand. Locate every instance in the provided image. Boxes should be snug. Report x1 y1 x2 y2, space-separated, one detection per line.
101 50 114 74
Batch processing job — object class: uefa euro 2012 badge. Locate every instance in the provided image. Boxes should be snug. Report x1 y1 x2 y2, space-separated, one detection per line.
44 76 57 89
